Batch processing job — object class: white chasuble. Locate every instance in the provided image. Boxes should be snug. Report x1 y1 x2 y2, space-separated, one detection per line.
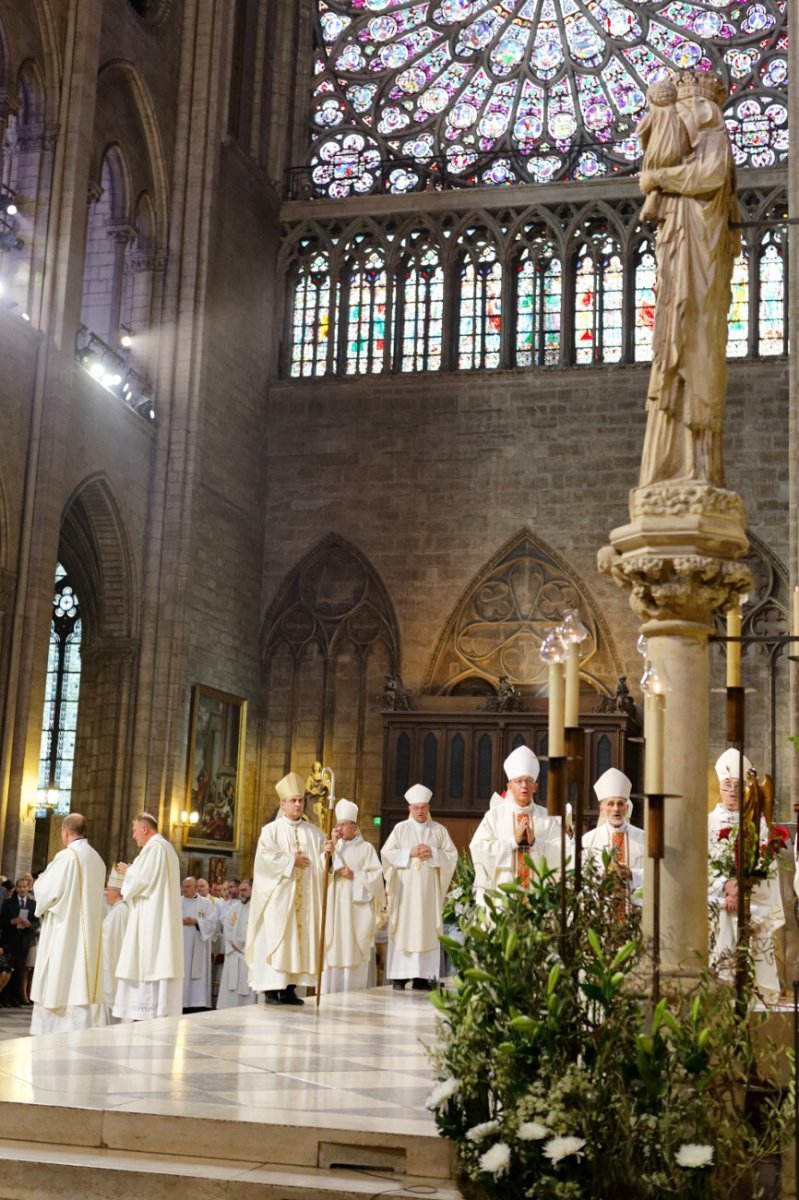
470 800 565 904
113 834 184 1021
582 821 645 901
245 817 326 991
217 900 256 1008
181 896 219 1008
322 834 385 993
381 818 457 979
30 838 107 1035
101 900 129 1021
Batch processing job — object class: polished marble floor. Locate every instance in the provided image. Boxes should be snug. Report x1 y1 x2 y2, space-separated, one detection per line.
0 986 442 1135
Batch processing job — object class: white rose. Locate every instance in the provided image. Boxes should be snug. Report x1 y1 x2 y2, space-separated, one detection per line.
478 1142 512 1176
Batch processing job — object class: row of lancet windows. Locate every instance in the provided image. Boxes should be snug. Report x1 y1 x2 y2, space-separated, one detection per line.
287 222 787 378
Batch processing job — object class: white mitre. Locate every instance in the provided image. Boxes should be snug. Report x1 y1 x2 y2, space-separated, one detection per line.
275 771 306 802
593 767 633 819
107 864 125 889
714 749 753 783
405 783 433 806
503 745 539 781
335 798 358 823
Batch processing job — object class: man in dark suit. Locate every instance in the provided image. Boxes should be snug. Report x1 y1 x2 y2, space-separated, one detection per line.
0 878 38 1005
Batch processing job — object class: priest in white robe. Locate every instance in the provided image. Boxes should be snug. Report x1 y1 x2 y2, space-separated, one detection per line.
217 880 256 1009
381 783 457 991
113 813 184 1021
322 799 385 994
245 771 326 1005
101 865 129 1024
582 768 644 904
30 813 106 1035
708 749 784 1002
181 876 219 1011
470 745 565 904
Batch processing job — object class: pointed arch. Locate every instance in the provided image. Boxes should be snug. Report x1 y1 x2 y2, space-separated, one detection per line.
59 474 137 644
424 528 623 696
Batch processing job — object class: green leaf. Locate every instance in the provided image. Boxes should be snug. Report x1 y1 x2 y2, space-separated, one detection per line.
509 1015 540 1033
609 941 636 972
428 989 448 1013
587 928 603 962
497 1041 516 1056
464 968 496 983
547 962 561 995
439 936 463 954
504 930 518 960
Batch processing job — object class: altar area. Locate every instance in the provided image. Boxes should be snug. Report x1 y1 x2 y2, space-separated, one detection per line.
0 989 460 1199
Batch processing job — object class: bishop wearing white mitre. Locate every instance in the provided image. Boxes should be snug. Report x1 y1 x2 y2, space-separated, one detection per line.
381 783 457 990
582 767 645 903
245 771 326 1005
217 880 256 1009
30 812 106 1035
322 798 385 993
181 876 219 1011
470 745 564 903
113 813 184 1021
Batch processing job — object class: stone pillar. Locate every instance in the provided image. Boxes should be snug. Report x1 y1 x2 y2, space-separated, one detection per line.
599 482 752 977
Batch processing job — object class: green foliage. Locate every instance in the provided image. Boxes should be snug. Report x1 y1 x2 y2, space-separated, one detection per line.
428 858 791 1200
442 852 476 926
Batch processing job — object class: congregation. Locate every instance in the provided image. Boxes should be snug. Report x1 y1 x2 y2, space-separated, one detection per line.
0 742 790 1031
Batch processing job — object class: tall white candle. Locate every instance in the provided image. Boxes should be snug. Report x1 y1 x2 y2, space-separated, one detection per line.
792 586 799 639
548 661 565 758
726 604 741 689
644 693 665 795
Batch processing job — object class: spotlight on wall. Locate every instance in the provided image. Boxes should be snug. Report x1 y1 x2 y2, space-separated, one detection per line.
179 810 200 827
120 333 133 348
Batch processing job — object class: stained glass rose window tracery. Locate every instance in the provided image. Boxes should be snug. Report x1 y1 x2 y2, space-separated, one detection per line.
310 0 788 196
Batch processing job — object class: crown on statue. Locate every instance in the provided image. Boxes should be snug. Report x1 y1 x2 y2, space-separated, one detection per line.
675 69 727 105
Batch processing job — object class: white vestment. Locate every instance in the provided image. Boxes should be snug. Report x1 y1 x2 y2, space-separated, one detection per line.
113 834 184 1021
470 800 566 903
181 896 219 1008
30 837 106 1035
245 817 326 991
381 818 457 981
582 821 645 902
101 900 129 1023
217 900 256 1008
322 834 385 994
708 804 785 1001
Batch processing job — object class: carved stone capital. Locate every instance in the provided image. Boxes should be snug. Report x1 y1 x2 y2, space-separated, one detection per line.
127 249 168 273
80 636 139 669
88 179 103 205
14 122 59 152
106 221 137 246
599 481 753 625
0 88 20 119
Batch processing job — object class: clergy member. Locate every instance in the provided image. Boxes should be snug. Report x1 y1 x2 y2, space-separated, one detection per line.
708 749 784 1001
30 813 106 1035
470 745 563 903
101 864 129 1024
322 799 385 993
381 784 457 991
582 768 644 903
217 880 256 1009
181 876 219 1012
245 771 326 1005
113 813 184 1021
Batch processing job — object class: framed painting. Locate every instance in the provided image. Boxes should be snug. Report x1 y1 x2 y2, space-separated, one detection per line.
184 685 246 852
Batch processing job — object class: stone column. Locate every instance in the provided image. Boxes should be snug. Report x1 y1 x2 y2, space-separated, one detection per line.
599 482 752 977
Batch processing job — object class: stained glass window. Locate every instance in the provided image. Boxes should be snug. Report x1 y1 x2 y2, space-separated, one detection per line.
290 246 332 377
726 251 749 359
310 0 788 196
37 563 82 817
397 236 444 371
514 232 561 366
633 240 656 362
757 226 787 357
342 239 388 373
458 232 502 369
574 232 623 365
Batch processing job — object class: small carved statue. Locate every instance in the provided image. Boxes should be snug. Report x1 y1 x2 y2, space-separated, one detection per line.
304 760 329 828
481 674 521 713
594 676 637 719
381 672 411 711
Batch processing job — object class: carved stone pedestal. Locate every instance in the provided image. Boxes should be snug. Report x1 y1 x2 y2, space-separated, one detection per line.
599 481 753 978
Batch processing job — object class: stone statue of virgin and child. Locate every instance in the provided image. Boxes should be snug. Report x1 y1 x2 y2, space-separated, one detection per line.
636 69 741 490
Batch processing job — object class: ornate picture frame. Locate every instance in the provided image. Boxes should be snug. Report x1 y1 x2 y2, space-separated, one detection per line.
184 685 246 852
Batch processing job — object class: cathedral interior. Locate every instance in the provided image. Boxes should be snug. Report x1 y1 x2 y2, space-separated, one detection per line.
0 0 794 893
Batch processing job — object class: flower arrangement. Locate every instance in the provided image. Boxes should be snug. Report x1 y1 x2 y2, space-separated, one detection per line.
442 851 476 926
710 820 790 885
428 857 790 1200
